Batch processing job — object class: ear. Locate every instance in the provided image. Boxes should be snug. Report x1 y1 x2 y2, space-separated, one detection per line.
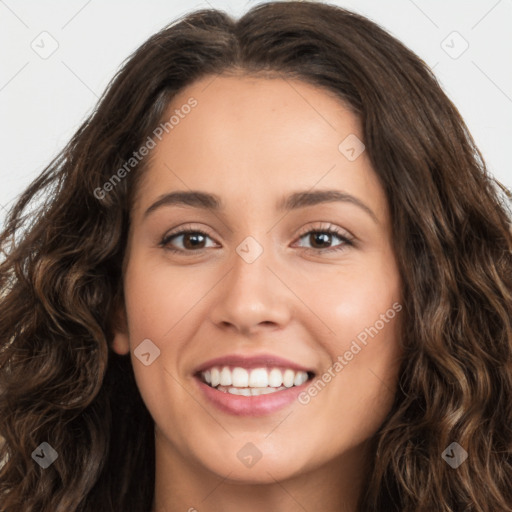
110 298 131 355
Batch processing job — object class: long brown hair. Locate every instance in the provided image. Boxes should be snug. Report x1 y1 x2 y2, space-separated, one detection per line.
1 2 511 510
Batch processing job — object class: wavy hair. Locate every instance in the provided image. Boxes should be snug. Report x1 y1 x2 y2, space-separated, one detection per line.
1 1 511 510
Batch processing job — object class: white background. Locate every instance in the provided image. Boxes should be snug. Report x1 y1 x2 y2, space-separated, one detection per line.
1 0 511 228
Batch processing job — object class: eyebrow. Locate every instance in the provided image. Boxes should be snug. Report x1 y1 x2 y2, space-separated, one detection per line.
143 189 378 223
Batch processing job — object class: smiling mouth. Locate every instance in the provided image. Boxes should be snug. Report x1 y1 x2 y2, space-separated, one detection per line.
197 366 315 396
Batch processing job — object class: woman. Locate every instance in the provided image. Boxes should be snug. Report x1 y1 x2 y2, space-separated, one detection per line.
1 2 511 511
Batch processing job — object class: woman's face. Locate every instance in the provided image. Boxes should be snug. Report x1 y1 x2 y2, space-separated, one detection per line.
113 74 403 483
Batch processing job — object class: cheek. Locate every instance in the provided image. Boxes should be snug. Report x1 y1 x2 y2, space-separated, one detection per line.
292 310 402 463
120 259 201 397
297 253 403 427
123 257 210 341
305 251 401 344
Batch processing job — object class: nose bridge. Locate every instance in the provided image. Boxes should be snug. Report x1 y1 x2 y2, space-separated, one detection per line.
209 233 291 333
231 235 272 292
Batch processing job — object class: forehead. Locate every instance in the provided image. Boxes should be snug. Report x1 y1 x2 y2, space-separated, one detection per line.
133 74 387 222
167 73 361 150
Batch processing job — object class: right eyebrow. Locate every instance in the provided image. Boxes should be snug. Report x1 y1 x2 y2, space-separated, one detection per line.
143 191 222 219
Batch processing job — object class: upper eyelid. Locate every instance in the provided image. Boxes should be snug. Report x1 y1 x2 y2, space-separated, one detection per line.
162 224 215 241
295 223 352 239
162 223 350 239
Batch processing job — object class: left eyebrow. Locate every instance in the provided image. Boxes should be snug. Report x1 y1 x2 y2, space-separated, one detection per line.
276 189 379 224
143 189 378 224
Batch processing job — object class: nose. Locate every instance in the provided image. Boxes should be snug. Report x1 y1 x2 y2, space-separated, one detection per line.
209 242 292 336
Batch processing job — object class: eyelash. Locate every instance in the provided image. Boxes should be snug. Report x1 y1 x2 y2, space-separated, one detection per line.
159 223 354 255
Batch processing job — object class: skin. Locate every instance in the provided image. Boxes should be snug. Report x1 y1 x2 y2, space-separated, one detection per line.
112 74 403 512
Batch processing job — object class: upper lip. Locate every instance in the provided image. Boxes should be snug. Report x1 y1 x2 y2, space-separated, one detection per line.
194 354 316 375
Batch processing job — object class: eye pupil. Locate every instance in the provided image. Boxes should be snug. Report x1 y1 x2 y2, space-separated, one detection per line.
184 233 206 249
311 232 331 248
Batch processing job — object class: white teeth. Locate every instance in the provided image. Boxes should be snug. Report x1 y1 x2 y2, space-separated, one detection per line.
294 371 308 386
249 368 268 387
217 385 288 396
232 367 249 387
283 369 295 388
200 366 310 391
210 367 220 387
220 367 232 386
268 368 283 387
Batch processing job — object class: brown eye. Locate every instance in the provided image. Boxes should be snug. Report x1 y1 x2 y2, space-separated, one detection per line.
160 230 216 252
295 228 353 253
308 232 335 249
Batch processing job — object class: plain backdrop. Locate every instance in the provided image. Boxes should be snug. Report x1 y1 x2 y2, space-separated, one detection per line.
0 0 511 229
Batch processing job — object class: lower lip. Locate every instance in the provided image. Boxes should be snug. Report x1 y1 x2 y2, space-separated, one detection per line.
195 377 312 416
